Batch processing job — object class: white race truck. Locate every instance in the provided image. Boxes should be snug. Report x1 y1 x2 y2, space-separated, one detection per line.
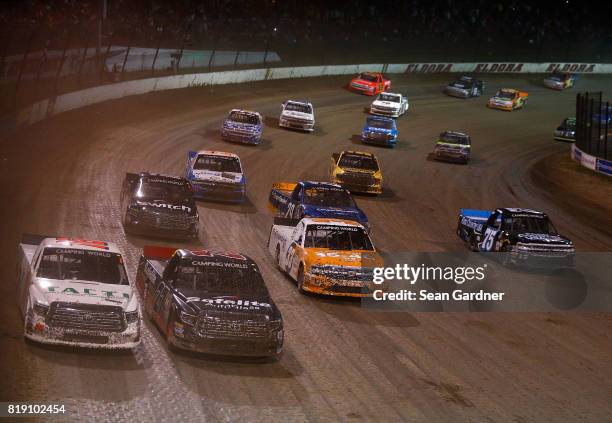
17 235 141 349
369 92 409 118
279 100 315 132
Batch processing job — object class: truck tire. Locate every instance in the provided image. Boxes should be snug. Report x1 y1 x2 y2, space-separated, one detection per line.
297 265 306 294
166 312 179 352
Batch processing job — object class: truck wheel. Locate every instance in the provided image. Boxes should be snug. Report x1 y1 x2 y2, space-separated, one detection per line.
501 244 514 267
166 313 178 352
297 265 306 294
469 234 479 252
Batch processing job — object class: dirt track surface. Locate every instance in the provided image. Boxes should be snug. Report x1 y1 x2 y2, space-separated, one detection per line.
0 74 611 422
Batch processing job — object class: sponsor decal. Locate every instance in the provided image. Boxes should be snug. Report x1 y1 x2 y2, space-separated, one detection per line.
460 216 484 231
596 158 612 175
191 260 249 269
144 262 158 282
312 225 359 231
45 286 130 299
545 63 595 73
581 153 597 170
474 63 524 73
139 202 191 212
405 63 453 73
186 296 271 309
147 178 184 186
50 248 113 258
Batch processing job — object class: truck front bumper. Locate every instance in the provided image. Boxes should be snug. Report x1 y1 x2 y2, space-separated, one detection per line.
168 331 282 358
24 316 140 349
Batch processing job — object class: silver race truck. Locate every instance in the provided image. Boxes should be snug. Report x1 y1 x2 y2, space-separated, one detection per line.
369 92 409 117
279 100 315 132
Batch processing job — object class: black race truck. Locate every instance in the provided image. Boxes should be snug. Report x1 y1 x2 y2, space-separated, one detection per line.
120 172 199 239
457 207 575 267
135 246 283 357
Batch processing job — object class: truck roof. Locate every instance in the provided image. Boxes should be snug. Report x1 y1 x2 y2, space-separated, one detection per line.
134 173 189 185
301 217 364 228
229 108 261 117
300 181 345 190
39 237 122 254
284 99 312 106
499 208 546 217
340 150 376 159
196 150 239 158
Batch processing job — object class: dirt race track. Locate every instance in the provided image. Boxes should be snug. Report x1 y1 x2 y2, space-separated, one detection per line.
0 74 611 422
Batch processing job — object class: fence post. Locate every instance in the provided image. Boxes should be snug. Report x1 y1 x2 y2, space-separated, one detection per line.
207 36 216 72
54 30 71 96
263 37 269 66
100 31 113 83
120 45 131 81
78 30 90 88
176 21 192 73
151 27 163 75
15 28 35 106
234 49 240 69
604 101 610 160
33 40 48 101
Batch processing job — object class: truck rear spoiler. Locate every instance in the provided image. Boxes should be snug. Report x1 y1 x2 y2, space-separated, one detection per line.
21 233 55 245
273 217 300 227
142 245 178 260
459 209 492 221
271 182 296 193
269 182 296 211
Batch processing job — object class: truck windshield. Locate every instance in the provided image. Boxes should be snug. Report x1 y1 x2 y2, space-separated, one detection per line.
509 216 555 234
367 118 393 129
304 225 374 250
194 155 241 173
228 111 260 125
175 262 269 299
285 102 312 113
137 181 192 203
440 133 470 145
339 154 379 171
495 91 515 100
37 248 129 285
303 187 355 207
377 94 399 102
359 73 378 82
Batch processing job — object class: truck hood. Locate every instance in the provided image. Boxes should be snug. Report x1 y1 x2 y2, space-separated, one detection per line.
371 100 400 109
223 120 260 133
304 249 381 267
191 169 243 184
34 278 133 309
513 233 573 246
281 110 313 121
339 166 376 175
364 126 393 134
436 141 470 151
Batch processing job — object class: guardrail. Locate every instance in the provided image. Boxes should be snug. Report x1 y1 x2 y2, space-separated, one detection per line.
8 61 612 129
